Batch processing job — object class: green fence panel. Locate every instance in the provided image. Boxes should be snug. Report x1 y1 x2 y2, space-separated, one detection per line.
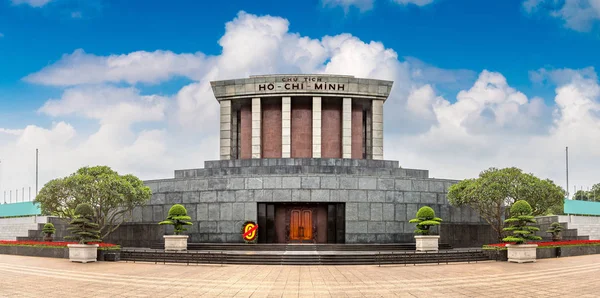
564 199 600 216
0 202 41 217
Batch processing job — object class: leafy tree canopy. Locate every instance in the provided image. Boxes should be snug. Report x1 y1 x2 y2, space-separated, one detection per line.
35 165 152 239
572 185 600 202
447 167 565 241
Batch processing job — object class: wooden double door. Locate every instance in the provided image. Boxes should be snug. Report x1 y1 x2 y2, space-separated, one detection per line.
289 208 313 242
257 203 345 244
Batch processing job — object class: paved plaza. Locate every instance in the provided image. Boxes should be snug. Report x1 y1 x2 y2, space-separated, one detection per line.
1 254 599 297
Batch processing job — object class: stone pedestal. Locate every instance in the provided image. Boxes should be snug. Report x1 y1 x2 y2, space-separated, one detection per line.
415 235 439 252
67 244 99 263
164 235 189 251
506 244 537 263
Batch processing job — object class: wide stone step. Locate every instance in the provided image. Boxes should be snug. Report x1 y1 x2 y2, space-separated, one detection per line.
148 243 453 251
121 249 488 265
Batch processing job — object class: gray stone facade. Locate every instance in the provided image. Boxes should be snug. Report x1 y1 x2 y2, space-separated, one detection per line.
123 158 491 247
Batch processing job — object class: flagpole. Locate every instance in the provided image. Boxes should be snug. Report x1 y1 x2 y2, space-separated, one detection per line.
566 147 569 200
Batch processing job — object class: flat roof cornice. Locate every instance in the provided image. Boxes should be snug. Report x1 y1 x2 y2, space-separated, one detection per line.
210 74 394 102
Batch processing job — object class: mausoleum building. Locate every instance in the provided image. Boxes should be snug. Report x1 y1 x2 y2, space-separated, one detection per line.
112 74 494 248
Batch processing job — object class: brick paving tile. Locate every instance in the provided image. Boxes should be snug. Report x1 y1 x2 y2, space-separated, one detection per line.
1 254 600 297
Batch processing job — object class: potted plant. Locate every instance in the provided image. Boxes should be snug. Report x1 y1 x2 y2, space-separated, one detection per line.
159 204 193 251
409 206 442 252
42 223 56 242
546 222 563 241
65 203 102 263
502 200 542 263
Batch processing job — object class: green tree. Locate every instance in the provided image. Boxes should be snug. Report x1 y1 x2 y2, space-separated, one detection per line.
502 200 542 244
589 184 600 202
42 223 56 241
408 206 442 235
35 166 152 239
573 190 590 201
65 203 101 244
159 204 193 235
447 167 565 241
546 222 563 241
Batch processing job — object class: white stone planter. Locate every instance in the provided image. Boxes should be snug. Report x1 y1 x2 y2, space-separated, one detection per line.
506 244 538 263
164 235 188 251
67 244 99 263
415 235 440 252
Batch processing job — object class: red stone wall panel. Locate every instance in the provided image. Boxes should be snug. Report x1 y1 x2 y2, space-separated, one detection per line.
240 104 252 159
291 98 312 158
351 104 364 159
261 100 282 158
321 98 342 158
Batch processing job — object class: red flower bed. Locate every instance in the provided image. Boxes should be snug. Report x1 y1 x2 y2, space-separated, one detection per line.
0 240 119 248
484 240 600 248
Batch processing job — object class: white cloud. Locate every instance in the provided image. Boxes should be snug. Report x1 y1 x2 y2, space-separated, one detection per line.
0 128 23 136
386 67 600 196
24 49 209 86
523 0 600 32
38 85 169 126
71 11 82 19
392 0 435 6
321 0 435 12
321 0 375 12
4 11 600 202
11 0 52 7
0 33 4 38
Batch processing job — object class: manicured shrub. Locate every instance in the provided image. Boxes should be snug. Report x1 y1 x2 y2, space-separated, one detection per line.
502 200 542 244
408 206 442 235
42 223 56 242
159 204 193 235
546 222 564 241
65 203 102 244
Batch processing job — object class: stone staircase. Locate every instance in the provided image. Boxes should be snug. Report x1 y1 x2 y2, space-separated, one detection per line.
0 216 49 241
122 247 487 265
535 215 600 240
149 243 454 251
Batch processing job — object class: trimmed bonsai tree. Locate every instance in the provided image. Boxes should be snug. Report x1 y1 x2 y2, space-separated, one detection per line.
502 200 542 244
546 222 564 241
409 206 442 235
42 223 56 242
65 203 102 244
159 204 193 235
159 204 193 251
65 203 101 263
409 206 443 252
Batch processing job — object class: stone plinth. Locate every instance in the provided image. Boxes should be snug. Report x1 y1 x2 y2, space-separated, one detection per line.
507 244 538 263
67 244 99 263
164 235 189 251
415 235 440 252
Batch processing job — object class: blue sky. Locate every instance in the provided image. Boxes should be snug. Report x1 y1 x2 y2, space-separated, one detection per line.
2 0 599 115
1 0 600 198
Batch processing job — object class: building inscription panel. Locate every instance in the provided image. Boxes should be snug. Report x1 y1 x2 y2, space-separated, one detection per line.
211 75 393 100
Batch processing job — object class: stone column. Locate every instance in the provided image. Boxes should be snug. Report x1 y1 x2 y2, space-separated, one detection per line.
231 107 238 159
252 97 261 158
220 100 231 160
366 107 372 159
342 97 352 159
312 97 322 158
282 97 291 158
372 99 384 160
